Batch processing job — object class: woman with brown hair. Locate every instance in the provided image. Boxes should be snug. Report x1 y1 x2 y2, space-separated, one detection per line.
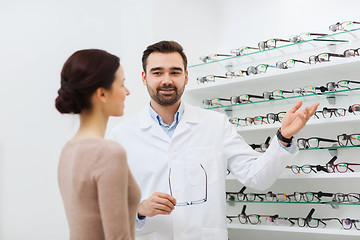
55 49 140 240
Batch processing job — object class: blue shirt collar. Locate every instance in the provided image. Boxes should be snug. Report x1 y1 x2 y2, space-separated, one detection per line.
149 101 185 128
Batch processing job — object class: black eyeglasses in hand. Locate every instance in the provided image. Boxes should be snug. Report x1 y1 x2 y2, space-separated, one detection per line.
168 164 207 206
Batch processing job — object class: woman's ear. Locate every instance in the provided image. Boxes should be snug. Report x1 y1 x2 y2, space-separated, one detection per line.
95 87 107 103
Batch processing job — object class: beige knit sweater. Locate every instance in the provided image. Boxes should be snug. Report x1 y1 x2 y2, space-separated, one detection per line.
58 139 141 240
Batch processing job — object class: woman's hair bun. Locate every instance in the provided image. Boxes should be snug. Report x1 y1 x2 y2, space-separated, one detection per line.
55 86 82 114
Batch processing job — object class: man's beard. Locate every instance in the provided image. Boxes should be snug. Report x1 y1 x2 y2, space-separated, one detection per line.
147 83 185 106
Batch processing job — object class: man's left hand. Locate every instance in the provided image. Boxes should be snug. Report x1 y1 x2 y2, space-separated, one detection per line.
280 101 320 139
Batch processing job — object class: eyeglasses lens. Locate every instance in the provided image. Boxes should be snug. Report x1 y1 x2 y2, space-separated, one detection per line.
248 215 260 224
267 113 276 123
338 135 347 146
256 64 268 74
260 143 268 151
307 219 320 228
308 138 319 148
291 166 300 174
337 80 349 89
276 194 289 202
230 96 238 105
247 193 257 201
247 66 257 75
305 192 314 202
239 214 247 224
245 117 253 126
286 59 295 68
309 55 317 64
343 21 354 30
334 193 345 202
336 109 346 116
322 108 331 118
229 118 239 125
342 219 352 229
197 77 206 83
344 50 356 57
297 218 306 227
326 163 335 173
297 139 306 149
348 193 360 203
263 92 272 100
350 134 360 146
266 39 276 48
240 47 248 55
203 100 211 108
265 193 275 201
301 165 312 174
276 61 286 69
237 193 246 201
278 112 286 122
352 104 360 114
239 95 250 103
318 53 329 62
211 98 222 106
272 90 283 98
254 116 264 125
289 35 300 43
292 88 302 96
326 82 336 91
258 41 266 50
329 24 339 32
336 163 348 173
230 49 241 56
294 192 302 201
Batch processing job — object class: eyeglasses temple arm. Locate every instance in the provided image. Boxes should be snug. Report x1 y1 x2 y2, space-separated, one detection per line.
328 53 346 57
241 205 247 215
317 137 338 143
316 165 328 173
199 164 207 201
348 80 360 84
213 75 228 79
327 156 337 165
247 94 264 99
322 218 342 225
311 33 328 36
305 208 315 223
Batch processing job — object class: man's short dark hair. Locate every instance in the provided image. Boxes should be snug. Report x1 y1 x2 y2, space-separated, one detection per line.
142 40 188 72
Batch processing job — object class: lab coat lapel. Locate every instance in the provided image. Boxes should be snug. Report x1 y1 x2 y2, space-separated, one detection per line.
138 106 171 143
172 102 199 140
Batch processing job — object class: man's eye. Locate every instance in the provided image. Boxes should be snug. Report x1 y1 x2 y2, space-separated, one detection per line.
172 72 180 75
153 72 161 75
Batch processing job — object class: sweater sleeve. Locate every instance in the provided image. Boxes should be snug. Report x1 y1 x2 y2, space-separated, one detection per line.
93 143 131 239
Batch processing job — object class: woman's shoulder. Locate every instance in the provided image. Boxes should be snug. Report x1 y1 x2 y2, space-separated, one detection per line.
66 138 126 161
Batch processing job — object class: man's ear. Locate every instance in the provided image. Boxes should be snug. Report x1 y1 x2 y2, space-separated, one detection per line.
95 87 107 103
185 70 189 85
142 71 147 86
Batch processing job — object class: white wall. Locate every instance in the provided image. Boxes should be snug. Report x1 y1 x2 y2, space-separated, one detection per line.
1 0 360 239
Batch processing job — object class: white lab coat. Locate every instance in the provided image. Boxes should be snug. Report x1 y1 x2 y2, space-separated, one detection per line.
109 102 298 240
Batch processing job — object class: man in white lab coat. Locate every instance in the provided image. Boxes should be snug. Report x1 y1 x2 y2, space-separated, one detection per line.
109 40 319 240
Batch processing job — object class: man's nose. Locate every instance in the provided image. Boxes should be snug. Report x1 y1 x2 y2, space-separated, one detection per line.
162 73 173 84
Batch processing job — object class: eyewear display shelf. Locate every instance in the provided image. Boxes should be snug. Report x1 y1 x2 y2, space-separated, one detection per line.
183 29 360 240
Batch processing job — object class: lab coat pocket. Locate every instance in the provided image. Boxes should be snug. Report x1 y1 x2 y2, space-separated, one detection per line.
136 232 157 240
185 147 220 185
201 228 227 240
